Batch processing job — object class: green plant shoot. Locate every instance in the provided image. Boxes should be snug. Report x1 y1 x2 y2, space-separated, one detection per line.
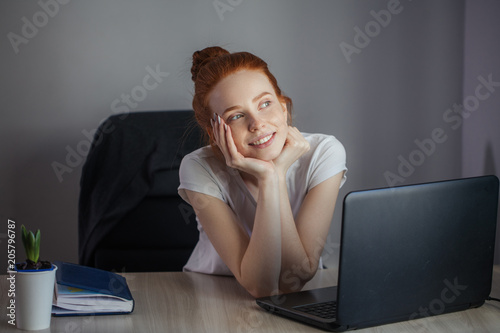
21 225 40 263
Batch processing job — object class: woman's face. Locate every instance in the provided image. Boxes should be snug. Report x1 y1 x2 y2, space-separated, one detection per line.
208 70 289 161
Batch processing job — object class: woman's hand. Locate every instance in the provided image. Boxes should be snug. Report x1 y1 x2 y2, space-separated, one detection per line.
211 115 276 181
273 126 310 177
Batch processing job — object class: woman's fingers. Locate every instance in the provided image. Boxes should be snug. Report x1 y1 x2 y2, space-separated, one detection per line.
224 124 240 162
210 118 218 143
273 126 310 174
287 127 310 152
212 114 225 149
212 114 235 164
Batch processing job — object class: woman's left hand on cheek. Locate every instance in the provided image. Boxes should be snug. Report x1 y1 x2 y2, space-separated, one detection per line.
273 126 310 175
212 114 276 179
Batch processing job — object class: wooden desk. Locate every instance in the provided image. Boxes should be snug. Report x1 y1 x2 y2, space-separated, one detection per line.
1 266 500 332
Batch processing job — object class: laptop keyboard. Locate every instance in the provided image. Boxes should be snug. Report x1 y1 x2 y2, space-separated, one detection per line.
294 301 337 319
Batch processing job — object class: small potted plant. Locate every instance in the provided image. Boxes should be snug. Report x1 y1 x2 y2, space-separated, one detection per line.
15 225 57 330
16 225 53 270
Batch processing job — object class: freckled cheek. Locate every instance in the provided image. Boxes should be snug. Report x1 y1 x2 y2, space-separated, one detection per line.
279 123 289 137
268 113 287 127
230 133 246 151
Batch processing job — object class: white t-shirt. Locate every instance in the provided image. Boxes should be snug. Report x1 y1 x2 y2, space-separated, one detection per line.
178 133 347 275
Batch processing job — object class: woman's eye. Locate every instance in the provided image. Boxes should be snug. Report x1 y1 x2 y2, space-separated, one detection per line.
229 114 243 121
260 101 271 109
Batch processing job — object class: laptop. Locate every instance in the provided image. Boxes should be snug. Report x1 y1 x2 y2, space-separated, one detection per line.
256 175 499 331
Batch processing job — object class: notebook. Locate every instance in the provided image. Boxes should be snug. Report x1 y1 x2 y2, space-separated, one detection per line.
256 175 499 331
52 261 134 316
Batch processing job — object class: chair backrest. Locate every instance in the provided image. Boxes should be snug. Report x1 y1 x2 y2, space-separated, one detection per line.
78 110 204 272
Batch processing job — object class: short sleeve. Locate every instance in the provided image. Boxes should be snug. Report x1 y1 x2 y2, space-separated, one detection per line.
178 153 225 204
308 135 347 190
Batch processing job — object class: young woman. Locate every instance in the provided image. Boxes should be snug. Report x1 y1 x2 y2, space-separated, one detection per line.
178 46 347 298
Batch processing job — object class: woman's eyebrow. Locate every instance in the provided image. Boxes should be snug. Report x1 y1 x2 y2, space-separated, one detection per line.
222 92 272 115
252 91 272 103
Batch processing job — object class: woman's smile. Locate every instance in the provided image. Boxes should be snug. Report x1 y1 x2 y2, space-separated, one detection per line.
249 133 275 147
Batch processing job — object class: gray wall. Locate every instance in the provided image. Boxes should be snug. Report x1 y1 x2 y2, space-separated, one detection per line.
1 0 496 270
463 0 500 264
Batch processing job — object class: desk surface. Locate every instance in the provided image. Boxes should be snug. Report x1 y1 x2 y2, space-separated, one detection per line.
1 266 500 332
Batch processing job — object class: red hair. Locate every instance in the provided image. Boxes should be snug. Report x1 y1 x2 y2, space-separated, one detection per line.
191 46 292 147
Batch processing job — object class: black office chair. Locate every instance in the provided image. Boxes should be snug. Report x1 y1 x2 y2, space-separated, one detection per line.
78 110 203 272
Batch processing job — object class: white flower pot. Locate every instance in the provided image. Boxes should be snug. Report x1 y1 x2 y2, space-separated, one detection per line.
15 264 57 331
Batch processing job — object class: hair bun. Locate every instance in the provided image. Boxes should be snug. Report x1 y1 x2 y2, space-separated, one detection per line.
191 46 230 82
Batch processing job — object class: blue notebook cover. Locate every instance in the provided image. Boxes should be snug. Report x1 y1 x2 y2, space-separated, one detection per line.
52 261 134 316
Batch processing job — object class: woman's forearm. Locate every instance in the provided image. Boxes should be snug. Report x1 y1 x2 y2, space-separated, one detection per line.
277 174 318 292
239 172 282 297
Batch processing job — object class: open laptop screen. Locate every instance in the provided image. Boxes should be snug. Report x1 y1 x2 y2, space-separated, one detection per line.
336 175 499 329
